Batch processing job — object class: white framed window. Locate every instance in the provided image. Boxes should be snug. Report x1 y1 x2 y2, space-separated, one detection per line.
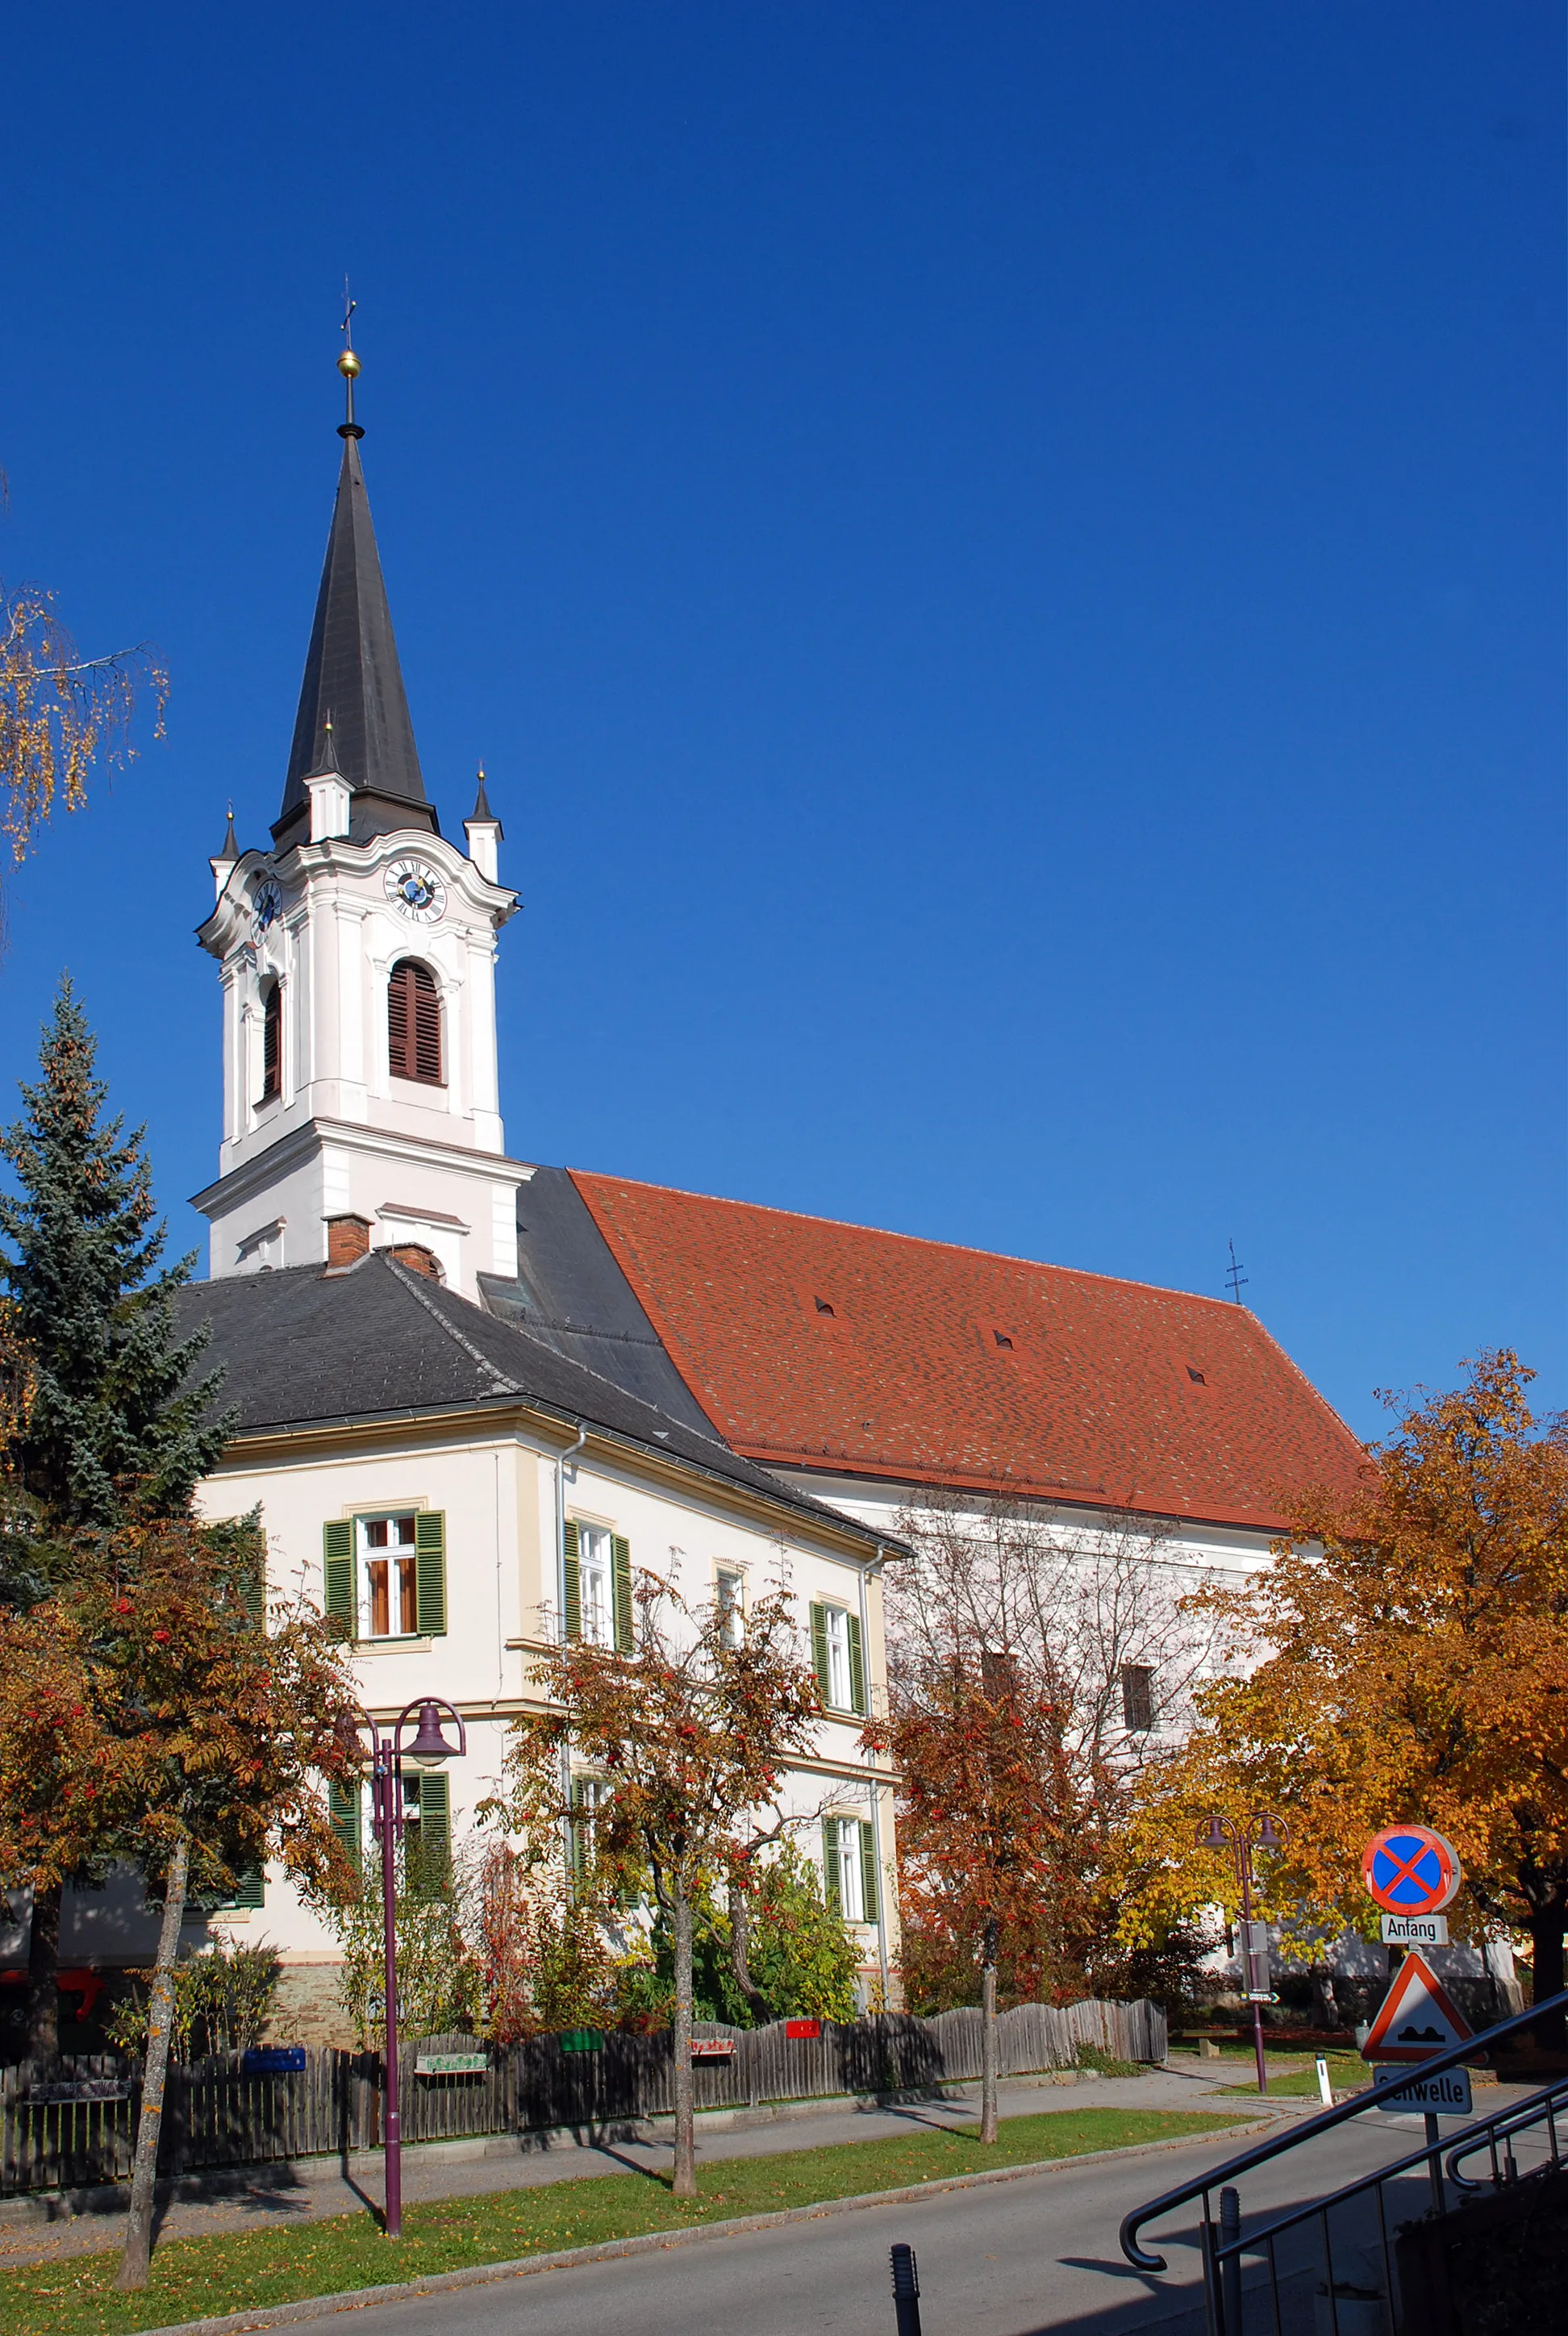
824 1608 849 1705
578 1524 612 1646
823 1817 877 1925
810 1601 865 1712
358 1512 418 1638
715 1566 744 1646
570 1775 613 1879
563 1522 632 1651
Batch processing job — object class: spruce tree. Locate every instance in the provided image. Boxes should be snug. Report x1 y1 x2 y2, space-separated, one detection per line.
0 977 231 1538
0 979 233 2059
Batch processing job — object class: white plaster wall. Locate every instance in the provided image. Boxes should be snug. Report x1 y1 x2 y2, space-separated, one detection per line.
195 832 523 1299
195 1429 896 1986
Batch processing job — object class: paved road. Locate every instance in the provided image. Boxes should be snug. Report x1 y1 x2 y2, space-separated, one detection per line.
285 2110 1447 2336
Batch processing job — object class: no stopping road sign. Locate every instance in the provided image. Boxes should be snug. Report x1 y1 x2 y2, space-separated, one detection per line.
1361 1826 1461 1917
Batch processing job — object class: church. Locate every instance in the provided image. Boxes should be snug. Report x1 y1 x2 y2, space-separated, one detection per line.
14 344 1369 2036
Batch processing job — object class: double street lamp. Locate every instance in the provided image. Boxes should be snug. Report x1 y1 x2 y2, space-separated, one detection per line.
1199 1812 1287 2096
345 1697 467 2238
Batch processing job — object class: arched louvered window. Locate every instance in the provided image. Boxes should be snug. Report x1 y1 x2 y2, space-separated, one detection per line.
388 960 444 1087
259 980 282 1103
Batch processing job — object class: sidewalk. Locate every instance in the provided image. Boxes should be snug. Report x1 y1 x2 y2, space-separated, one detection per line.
0 2063 1289 2269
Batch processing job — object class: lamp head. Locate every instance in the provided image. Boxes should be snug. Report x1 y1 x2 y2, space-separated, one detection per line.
1198 1813 1229 1851
1256 1813 1287 1850
406 1699 462 1760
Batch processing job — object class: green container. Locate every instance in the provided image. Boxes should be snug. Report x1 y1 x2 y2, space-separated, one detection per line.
559 2029 604 2054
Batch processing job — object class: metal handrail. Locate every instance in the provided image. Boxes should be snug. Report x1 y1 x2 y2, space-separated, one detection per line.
1445 2072 1568 2192
1193 2070 1568 2336
1119 1986 1568 2272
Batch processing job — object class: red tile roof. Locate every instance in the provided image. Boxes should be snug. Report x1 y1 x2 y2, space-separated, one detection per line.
569 1171 1368 1533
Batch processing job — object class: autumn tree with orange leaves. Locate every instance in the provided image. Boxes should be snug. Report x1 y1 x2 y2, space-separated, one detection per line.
489 1575 825 2198
0 1512 360 2287
1121 1353 1568 2035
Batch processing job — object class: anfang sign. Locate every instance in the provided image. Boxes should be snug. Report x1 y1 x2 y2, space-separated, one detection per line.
1381 1913 1449 1948
415 2052 487 2075
1361 1827 1461 1918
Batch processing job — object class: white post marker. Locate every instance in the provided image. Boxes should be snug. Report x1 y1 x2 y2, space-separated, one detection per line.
1315 2056 1333 2106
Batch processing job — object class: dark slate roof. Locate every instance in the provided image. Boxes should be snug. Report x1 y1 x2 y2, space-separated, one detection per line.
273 432 437 854
173 1254 887 1549
478 1166 717 1434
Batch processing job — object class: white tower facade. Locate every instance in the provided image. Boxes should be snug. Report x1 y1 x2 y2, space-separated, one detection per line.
192 365 529 1297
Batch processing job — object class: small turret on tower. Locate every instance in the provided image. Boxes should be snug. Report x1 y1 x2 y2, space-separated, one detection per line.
465 768 503 882
210 803 240 899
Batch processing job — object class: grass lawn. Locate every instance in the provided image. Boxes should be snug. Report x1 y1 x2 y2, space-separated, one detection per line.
2 2107 1253 2336
1207 2052 1371 2098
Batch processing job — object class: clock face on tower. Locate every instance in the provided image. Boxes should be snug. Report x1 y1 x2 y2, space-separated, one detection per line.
252 879 282 935
385 859 447 925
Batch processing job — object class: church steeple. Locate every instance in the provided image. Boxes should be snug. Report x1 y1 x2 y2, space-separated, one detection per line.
272 339 436 853
196 332 523 1299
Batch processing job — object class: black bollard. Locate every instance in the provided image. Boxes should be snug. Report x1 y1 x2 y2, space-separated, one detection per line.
1219 2186 1241 2336
890 2242 922 2336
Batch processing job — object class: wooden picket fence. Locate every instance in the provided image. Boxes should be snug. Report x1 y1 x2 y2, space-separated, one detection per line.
0 1996 1165 2197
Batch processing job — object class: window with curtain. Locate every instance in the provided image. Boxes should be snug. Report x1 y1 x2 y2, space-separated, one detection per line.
358 1512 419 1637
388 959 444 1085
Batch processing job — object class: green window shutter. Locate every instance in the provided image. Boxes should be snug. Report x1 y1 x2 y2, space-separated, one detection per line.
858 1821 878 1924
415 1512 447 1636
329 1781 361 1858
241 1549 265 1623
846 1612 867 1717
418 1771 451 1867
323 1520 355 1633
229 1863 265 1909
569 1775 586 1879
611 1535 633 1653
810 1604 830 1702
822 1817 841 1913
563 1520 582 1641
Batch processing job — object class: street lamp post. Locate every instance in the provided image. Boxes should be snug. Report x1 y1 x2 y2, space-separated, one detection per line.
1199 1812 1287 2096
349 1696 467 2239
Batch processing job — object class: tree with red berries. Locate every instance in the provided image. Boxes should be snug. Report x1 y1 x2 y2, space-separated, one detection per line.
867 1649 1082 2139
490 1576 824 2198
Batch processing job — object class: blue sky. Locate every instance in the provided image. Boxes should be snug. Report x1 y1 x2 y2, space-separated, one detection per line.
0 5 1560 1441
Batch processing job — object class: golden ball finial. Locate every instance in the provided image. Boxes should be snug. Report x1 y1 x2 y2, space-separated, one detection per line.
338 347 361 381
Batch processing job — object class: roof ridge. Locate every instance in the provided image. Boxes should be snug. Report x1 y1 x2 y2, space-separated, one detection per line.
380 1257 522 1397
436 1270 746 1461
568 1167 1264 1319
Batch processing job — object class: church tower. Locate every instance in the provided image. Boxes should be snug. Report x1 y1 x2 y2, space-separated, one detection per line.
193 342 527 1296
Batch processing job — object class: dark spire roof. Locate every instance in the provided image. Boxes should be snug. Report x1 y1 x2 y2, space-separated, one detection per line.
215 804 240 861
469 768 500 828
273 430 437 852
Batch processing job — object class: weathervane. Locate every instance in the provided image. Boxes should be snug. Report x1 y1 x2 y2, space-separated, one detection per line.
337 282 363 440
